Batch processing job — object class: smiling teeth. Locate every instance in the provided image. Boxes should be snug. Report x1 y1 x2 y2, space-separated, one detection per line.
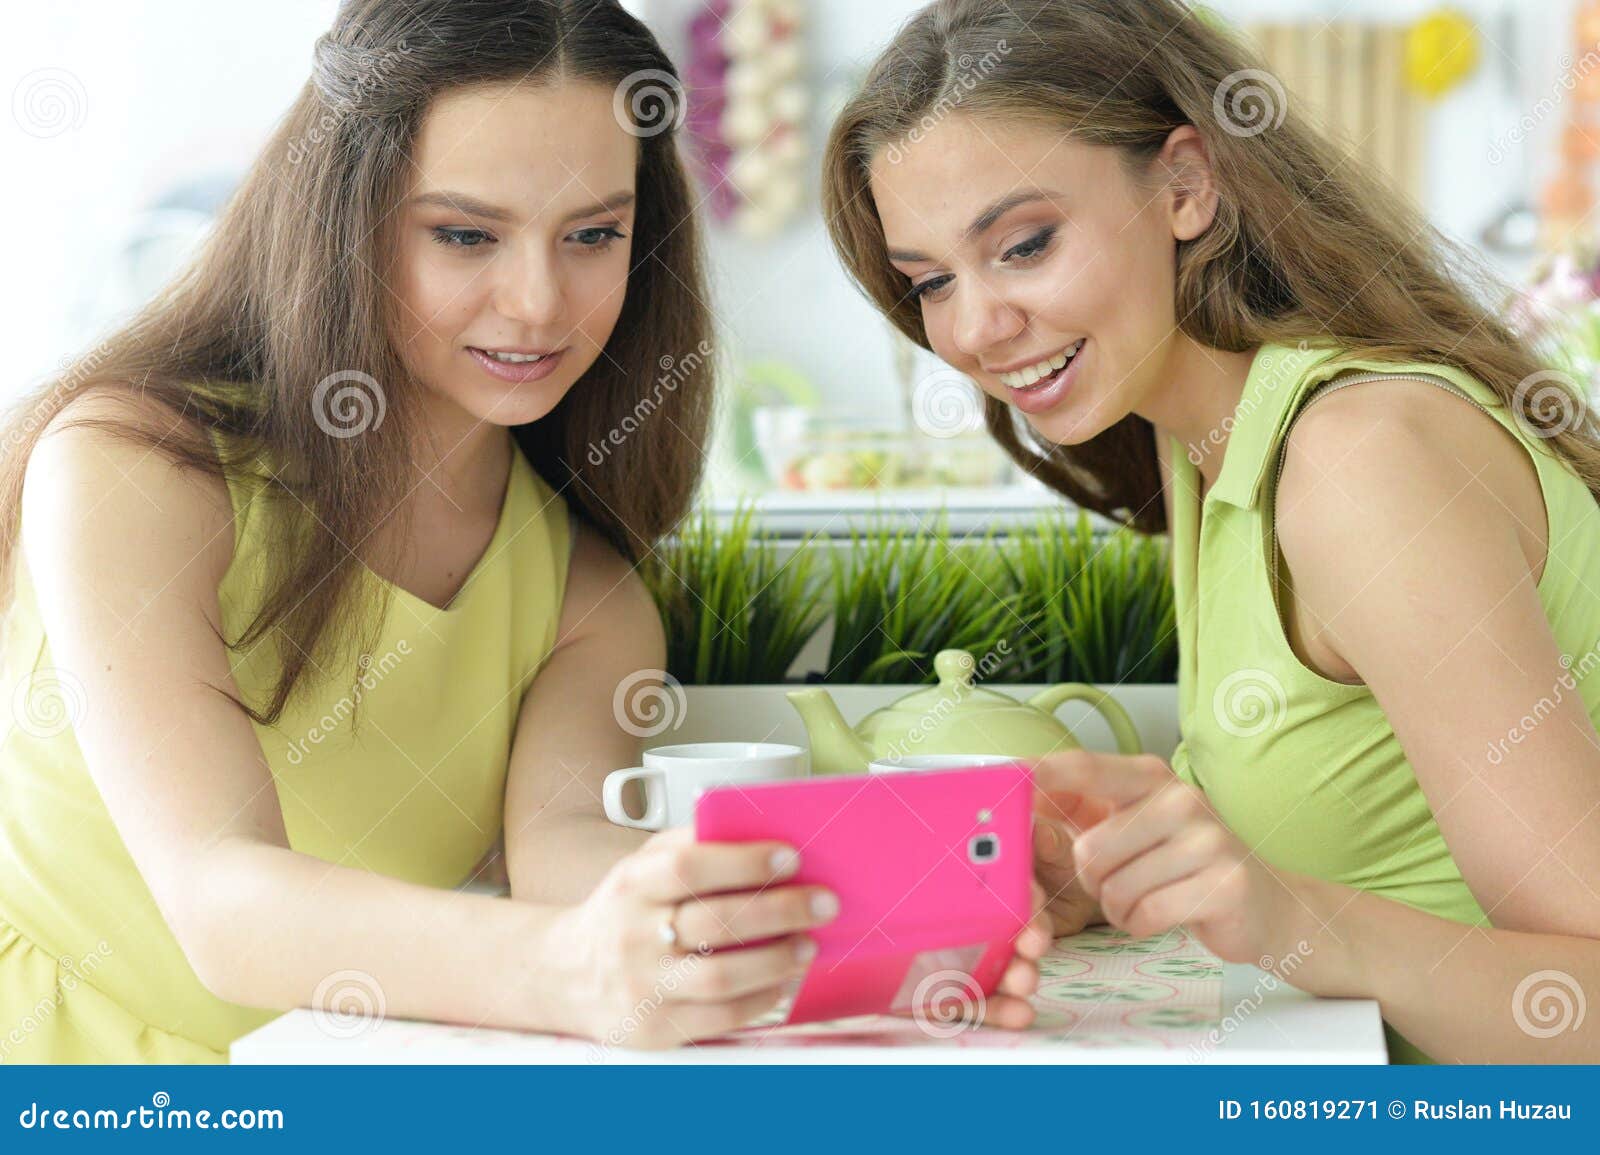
483 350 546 363
999 339 1084 390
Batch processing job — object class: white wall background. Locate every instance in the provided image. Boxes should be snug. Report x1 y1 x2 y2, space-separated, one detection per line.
0 0 1578 412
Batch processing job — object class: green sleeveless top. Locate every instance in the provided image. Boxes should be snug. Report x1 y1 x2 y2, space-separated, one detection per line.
0 440 571 1062
1167 341 1600 1064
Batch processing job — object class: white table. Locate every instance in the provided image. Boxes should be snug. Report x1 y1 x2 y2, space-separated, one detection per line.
232 931 1387 1065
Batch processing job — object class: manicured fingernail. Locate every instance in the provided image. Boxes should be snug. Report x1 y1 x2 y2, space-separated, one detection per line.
770 849 799 877
810 891 839 921
794 937 817 963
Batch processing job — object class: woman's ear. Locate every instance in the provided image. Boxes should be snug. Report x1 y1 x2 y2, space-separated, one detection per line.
1157 124 1218 242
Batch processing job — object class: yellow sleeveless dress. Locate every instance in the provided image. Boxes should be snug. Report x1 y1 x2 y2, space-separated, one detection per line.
0 440 571 1063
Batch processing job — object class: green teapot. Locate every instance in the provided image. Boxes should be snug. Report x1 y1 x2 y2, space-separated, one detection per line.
787 649 1144 776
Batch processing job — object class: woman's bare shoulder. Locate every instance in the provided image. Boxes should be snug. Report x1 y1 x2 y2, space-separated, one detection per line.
24 389 235 590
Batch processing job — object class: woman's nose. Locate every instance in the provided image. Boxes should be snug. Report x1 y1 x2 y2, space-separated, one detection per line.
951 282 1025 358
493 245 566 328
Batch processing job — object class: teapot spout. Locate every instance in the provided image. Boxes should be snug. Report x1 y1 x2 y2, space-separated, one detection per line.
786 688 874 775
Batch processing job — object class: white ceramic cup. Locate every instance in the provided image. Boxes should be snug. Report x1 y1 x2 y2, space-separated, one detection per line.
603 742 810 830
867 753 1023 775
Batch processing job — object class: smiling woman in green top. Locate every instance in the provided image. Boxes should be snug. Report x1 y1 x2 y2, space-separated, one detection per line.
0 0 1045 1064
825 0 1600 1063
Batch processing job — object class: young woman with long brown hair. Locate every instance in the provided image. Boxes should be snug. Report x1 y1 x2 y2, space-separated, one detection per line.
825 0 1600 1062
0 0 1047 1063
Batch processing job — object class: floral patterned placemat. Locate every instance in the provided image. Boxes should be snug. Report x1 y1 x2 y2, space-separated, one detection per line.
701 926 1224 1052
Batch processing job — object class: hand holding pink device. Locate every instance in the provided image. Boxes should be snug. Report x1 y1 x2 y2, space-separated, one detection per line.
694 762 1035 1027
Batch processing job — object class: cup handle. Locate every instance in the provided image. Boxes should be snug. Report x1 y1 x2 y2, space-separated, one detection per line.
603 767 667 830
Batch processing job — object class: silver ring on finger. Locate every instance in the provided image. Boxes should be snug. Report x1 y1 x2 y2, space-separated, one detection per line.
657 901 683 950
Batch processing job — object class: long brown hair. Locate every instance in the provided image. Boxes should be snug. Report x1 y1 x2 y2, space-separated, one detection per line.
824 0 1598 534
0 0 713 724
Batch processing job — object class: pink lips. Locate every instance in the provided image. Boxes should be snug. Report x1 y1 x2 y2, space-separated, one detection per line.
1003 341 1084 415
466 347 566 384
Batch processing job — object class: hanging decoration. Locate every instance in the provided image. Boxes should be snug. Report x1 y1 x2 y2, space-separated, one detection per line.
685 0 809 238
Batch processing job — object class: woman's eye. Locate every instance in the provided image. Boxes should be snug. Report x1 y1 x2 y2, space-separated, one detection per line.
910 275 953 303
431 227 493 249
570 226 627 249
1002 226 1057 263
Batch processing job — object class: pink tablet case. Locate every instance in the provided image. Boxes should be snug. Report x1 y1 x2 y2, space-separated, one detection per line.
694 763 1034 1026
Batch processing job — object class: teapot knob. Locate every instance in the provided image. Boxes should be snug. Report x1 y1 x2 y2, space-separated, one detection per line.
934 649 976 687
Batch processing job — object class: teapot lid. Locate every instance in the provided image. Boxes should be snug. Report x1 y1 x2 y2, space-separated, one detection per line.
892 649 1019 714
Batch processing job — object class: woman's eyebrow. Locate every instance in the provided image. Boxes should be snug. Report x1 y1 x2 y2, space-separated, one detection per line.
558 191 636 224
887 188 1064 264
406 189 635 226
963 188 1061 240
409 190 517 222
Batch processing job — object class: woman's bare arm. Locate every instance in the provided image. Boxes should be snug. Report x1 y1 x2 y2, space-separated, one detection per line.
502 521 660 904
1266 380 1600 1060
21 398 575 1034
